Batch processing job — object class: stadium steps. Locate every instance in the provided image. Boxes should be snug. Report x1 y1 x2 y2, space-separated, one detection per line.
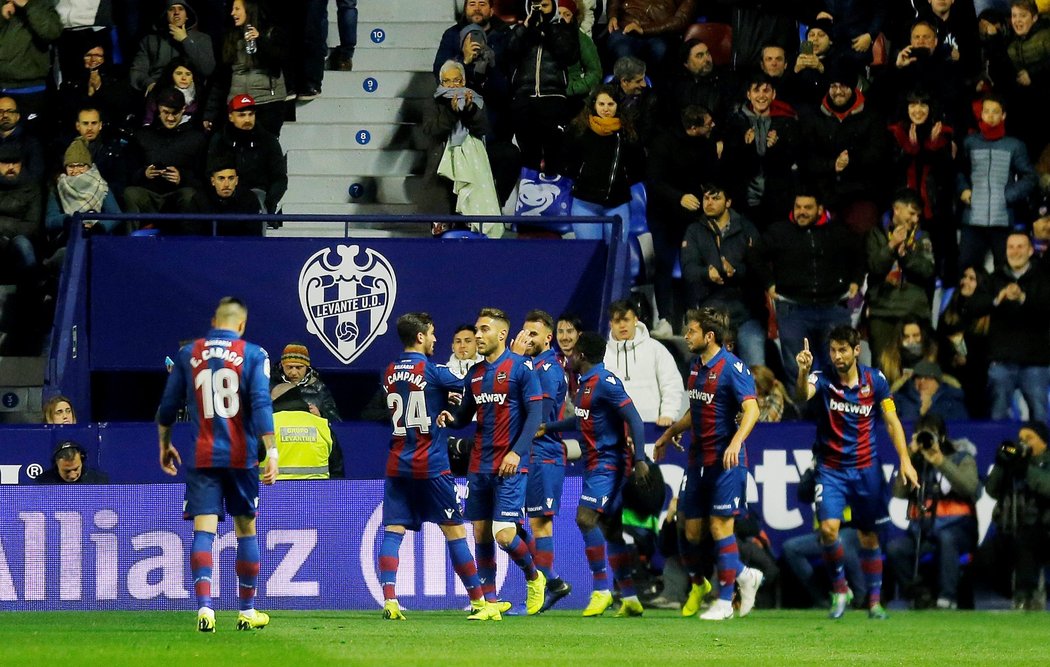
274 0 453 237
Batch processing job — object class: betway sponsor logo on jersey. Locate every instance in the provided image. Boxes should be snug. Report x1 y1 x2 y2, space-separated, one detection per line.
574 407 590 420
828 398 873 416
386 369 427 388
476 392 507 405
298 245 397 365
688 389 715 404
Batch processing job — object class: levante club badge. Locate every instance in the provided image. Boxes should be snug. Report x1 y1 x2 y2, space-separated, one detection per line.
298 245 398 364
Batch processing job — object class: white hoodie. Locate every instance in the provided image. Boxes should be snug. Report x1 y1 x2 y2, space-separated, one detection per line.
604 322 685 423
445 352 483 379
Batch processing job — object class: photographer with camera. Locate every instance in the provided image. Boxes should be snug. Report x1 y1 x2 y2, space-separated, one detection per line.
886 414 979 609
985 421 1050 611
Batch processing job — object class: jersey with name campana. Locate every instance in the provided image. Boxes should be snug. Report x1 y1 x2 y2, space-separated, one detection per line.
687 348 757 468
811 364 893 470
382 352 463 479
531 348 568 465
156 328 274 469
575 363 634 472
464 349 543 474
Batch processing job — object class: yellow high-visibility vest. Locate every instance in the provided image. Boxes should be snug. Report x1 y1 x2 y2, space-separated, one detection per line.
262 410 333 480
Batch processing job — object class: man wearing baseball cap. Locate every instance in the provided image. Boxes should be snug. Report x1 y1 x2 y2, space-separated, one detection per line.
36 441 110 484
206 93 287 214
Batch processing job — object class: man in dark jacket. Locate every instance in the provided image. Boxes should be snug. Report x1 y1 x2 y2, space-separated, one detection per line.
206 94 286 213
0 0 61 121
665 38 735 126
986 232 1050 422
187 158 263 235
129 0 215 92
762 189 864 378
0 96 44 182
0 146 41 284
433 0 512 79
123 87 206 226
893 360 969 421
606 0 697 76
36 441 110 484
815 0 886 68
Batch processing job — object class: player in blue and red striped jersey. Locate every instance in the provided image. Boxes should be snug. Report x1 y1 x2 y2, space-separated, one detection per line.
377 312 487 621
542 331 651 618
795 326 919 620
438 307 547 618
156 297 277 633
510 309 572 611
654 308 763 621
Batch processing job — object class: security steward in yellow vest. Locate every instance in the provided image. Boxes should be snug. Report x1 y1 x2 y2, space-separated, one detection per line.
263 383 345 480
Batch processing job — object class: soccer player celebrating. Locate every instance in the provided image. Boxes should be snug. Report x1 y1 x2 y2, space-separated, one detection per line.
377 313 489 620
510 310 572 611
156 297 277 633
542 331 651 618
438 307 547 617
654 308 764 621
795 327 919 619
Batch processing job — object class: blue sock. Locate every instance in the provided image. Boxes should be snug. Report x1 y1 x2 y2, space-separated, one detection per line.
190 531 214 609
379 530 404 601
235 536 260 612
607 540 636 598
533 535 558 581
476 540 498 602
501 534 538 580
822 539 849 594
583 527 608 591
446 537 483 602
715 535 742 602
859 547 883 606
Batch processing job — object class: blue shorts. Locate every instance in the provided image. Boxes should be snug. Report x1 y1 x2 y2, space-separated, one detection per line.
679 465 746 519
526 461 565 517
579 468 626 515
464 472 526 522
383 475 464 531
183 467 259 521
815 464 889 532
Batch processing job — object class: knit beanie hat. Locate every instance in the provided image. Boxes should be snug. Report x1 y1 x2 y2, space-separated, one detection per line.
63 138 93 167
281 343 310 365
558 0 578 15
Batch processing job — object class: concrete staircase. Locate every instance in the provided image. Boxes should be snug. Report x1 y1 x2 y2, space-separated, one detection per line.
274 0 457 237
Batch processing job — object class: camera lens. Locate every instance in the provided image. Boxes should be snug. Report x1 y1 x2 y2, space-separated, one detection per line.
917 431 935 450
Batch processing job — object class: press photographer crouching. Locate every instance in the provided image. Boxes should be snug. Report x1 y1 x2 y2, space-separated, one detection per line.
985 422 1050 611
887 414 979 609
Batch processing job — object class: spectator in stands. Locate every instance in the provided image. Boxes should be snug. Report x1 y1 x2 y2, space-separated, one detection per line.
565 84 644 242
57 37 135 134
1034 211 1050 271
505 0 579 175
0 0 61 122
208 0 287 137
327 0 357 72
288 0 338 101
984 421 1050 610
0 96 44 182
605 0 697 78
36 440 109 484
267 383 345 479
956 94 1037 271
142 58 203 128
0 145 42 286
679 183 767 367
420 60 492 218
123 87 206 227
865 188 935 362
879 316 939 390
603 298 684 425
667 38 735 129
922 0 982 106
762 189 863 379
130 1 215 94
757 44 789 89
937 265 993 418
888 89 958 283
555 312 582 402
789 18 839 114
447 322 482 379
559 0 600 116
815 1 886 68
800 63 889 235
434 0 512 80
722 72 800 230
987 232 1050 421
881 19 967 128
647 104 720 334
207 93 286 214
887 413 978 609
52 1 115 85
43 395 76 424
894 360 970 420
275 342 341 420
45 138 121 242
187 156 263 235
66 107 129 204
751 365 799 422
610 55 658 146
989 0 1050 156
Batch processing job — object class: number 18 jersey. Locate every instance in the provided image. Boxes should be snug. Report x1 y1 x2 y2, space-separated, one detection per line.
382 352 462 479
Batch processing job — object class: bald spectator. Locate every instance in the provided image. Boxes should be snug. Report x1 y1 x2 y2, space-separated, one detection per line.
0 96 44 182
130 0 215 93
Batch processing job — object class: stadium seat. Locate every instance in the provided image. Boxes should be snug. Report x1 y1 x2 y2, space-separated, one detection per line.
438 230 487 240
684 22 733 68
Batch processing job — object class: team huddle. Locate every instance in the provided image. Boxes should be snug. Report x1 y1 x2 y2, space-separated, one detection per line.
156 299 916 630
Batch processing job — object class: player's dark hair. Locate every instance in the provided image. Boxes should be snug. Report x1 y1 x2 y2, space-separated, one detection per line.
892 187 923 212
524 309 554 332
608 299 637 320
452 322 476 337
478 307 510 329
576 331 606 364
828 325 862 349
397 312 433 347
686 307 730 345
556 313 583 331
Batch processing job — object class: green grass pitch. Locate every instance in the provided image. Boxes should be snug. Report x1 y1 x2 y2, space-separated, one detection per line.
2 609 1049 666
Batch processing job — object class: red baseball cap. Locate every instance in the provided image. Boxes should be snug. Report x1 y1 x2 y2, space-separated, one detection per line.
228 94 256 112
